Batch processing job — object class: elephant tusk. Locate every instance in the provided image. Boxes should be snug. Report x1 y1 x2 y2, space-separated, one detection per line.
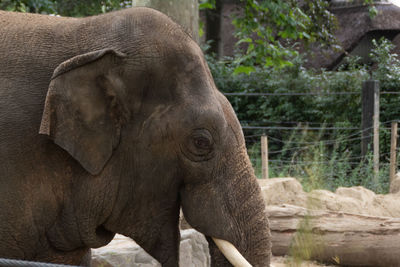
211 237 253 267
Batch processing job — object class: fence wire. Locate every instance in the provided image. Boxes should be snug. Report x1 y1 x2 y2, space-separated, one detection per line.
243 120 399 180
228 86 399 192
224 91 400 96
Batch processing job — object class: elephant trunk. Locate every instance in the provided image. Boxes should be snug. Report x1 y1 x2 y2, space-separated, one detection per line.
213 157 271 266
181 149 271 266
205 173 271 266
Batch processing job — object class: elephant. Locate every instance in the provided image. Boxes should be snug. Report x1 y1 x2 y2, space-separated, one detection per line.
0 7 271 267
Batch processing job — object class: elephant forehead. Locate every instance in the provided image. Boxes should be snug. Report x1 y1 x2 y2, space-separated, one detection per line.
181 105 227 133
144 102 225 129
144 105 174 123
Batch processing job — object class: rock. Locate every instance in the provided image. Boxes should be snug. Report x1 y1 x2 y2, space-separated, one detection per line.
91 230 209 267
335 186 381 215
179 230 210 267
258 177 400 218
307 189 365 214
258 178 307 207
91 235 160 267
371 193 400 218
335 186 376 203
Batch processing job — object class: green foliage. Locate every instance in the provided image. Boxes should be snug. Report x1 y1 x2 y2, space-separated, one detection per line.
0 0 131 16
363 0 378 18
55 0 131 17
0 0 56 13
207 52 368 130
370 38 400 125
199 0 338 72
370 38 400 90
288 211 324 265
232 0 338 72
207 36 400 194
247 128 391 194
199 0 215 10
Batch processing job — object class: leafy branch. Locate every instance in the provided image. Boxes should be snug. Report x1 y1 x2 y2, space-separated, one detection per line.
231 0 338 73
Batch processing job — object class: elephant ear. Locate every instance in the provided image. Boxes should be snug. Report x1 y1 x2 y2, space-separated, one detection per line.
40 49 128 175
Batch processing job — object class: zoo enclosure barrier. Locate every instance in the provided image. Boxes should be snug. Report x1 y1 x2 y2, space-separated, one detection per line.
224 80 400 189
255 122 398 184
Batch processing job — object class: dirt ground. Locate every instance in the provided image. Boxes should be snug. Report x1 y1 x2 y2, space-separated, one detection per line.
272 256 334 267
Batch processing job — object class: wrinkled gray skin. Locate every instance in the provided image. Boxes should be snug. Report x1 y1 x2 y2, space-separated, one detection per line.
0 8 271 266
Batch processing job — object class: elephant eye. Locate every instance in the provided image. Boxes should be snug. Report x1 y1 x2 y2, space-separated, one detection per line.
181 129 215 162
194 136 212 149
191 129 213 152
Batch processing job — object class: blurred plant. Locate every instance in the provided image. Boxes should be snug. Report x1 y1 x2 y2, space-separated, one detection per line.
232 0 339 73
369 37 400 130
0 0 56 13
199 0 338 72
198 0 215 10
247 126 390 194
0 0 132 16
370 37 400 90
287 212 324 266
363 0 378 18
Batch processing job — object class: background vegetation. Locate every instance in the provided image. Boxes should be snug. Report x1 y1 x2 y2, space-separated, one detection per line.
200 0 400 194
206 38 400 194
0 0 131 15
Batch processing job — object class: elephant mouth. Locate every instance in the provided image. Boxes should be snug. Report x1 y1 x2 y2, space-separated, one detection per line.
211 237 253 267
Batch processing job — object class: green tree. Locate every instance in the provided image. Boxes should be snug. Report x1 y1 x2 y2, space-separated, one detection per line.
233 0 338 72
0 0 131 16
200 0 338 72
55 0 131 17
0 0 56 13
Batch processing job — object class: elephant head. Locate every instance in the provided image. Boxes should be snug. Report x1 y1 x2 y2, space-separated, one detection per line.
39 7 271 266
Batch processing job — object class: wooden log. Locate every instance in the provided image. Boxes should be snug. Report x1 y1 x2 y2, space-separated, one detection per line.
266 204 400 267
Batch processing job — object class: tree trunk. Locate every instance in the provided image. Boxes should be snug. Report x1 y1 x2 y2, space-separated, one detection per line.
132 0 199 43
205 0 223 57
267 204 400 267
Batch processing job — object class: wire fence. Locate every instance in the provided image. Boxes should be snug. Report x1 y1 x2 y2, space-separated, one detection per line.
224 87 400 193
224 91 400 96
246 127 391 154
245 132 398 193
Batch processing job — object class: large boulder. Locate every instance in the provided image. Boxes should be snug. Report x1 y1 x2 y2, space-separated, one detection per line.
258 177 400 217
91 230 210 267
258 177 307 207
308 189 366 214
